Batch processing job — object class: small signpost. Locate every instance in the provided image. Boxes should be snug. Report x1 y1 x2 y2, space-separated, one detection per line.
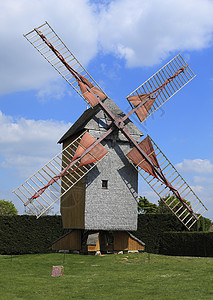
51 266 64 277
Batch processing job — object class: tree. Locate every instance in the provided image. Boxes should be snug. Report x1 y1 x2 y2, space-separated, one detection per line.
138 196 158 214
138 195 191 215
158 197 173 214
158 195 191 215
0 200 18 216
138 195 212 231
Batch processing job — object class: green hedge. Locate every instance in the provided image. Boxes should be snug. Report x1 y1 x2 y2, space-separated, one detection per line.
159 232 213 257
0 214 212 256
133 214 185 253
133 214 211 255
194 216 212 231
0 216 65 255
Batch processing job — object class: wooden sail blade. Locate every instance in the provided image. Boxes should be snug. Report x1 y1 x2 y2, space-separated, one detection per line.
13 132 108 218
126 136 159 177
128 96 156 123
24 22 106 106
126 136 207 230
126 54 195 124
72 132 109 165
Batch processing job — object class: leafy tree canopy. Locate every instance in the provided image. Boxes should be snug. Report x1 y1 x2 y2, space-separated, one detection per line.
138 196 158 214
158 195 192 215
0 200 18 216
138 195 211 231
138 195 192 215
158 195 177 214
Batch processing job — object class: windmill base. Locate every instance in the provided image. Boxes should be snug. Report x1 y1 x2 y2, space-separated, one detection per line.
52 230 145 254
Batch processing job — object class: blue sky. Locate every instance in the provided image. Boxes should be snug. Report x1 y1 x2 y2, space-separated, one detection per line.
0 0 213 220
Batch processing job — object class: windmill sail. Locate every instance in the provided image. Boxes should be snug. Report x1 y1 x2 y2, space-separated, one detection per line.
126 136 207 230
13 132 108 218
24 22 106 106
126 54 195 123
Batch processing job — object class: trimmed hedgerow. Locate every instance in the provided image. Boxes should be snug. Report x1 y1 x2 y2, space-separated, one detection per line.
0 215 65 255
194 216 212 232
133 214 185 253
159 232 213 257
133 214 211 255
0 214 211 255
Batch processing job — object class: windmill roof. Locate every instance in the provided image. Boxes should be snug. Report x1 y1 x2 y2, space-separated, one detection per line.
58 97 143 144
58 105 100 143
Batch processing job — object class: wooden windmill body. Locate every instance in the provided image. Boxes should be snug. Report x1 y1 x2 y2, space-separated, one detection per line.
59 98 142 232
14 22 207 253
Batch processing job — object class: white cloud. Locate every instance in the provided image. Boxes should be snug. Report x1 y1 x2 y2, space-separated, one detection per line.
98 0 213 66
138 163 213 219
192 177 213 208
36 80 67 102
175 163 213 218
192 177 213 203
0 111 71 178
194 176 213 185
176 158 213 174
1 0 213 94
0 0 98 95
190 184 205 194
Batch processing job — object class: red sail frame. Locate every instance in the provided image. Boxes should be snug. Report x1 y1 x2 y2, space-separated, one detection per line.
127 67 186 123
35 28 106 106
126 136 159 177
25 132 108 204
126 136 195 215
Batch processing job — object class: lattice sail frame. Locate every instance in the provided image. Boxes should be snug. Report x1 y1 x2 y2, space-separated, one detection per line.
126 54 196 123
13 132 108 218
24 21 105 105
126 136 207 230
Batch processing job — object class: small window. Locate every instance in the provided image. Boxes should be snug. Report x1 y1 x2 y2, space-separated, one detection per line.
102 180 108 189
99 118 107 129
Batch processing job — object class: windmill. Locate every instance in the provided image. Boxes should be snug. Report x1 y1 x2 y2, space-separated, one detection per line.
14 22 207 253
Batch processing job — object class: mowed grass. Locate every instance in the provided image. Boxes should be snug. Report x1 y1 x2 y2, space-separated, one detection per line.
0 252 213 300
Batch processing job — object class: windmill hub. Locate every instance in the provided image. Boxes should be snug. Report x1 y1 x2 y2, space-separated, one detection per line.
114 118 125 129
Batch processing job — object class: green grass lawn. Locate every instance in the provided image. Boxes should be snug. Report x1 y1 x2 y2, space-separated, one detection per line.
0 252 213 300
